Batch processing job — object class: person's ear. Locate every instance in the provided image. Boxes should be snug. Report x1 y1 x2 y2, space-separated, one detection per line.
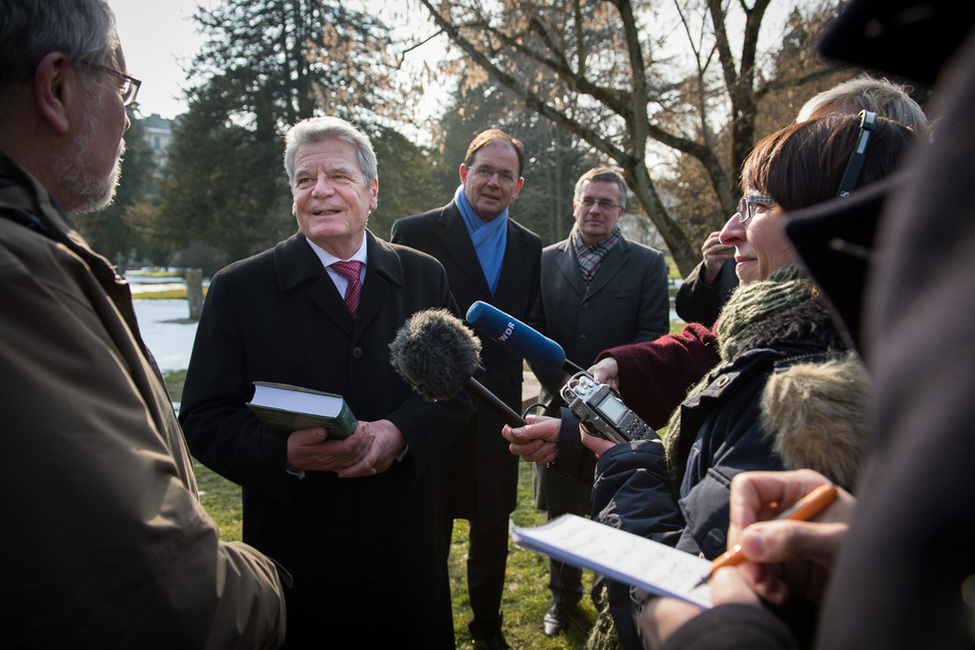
33 52 73 135
459 164 468 184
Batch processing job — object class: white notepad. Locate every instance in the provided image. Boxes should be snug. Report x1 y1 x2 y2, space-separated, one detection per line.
511 514 713 609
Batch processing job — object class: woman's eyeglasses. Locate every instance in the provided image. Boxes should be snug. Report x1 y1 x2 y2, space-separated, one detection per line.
737 195 775 223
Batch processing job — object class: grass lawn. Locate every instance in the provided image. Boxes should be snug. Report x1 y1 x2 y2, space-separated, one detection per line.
168 371 599 648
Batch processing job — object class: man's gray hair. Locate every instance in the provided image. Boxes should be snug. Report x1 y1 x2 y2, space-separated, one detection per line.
0 0 119 90
283 117 378 187
574 167 628 211
797 75 929 139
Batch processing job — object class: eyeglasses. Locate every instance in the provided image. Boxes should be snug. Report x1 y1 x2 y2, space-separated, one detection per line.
82 62 141 107
468 166 519 184
737 194 775 224
836 110 878 198
579 197 622 210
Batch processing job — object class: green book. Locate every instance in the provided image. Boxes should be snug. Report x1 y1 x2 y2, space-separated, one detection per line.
247 381 358 439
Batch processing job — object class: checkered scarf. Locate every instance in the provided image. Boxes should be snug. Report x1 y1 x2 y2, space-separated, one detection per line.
571 224 622 284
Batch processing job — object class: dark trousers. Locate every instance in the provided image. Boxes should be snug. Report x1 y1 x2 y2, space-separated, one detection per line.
549 558 584 606
534 463 591 606
445 515 510 637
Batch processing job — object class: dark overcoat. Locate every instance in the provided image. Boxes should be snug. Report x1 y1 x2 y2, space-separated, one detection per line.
391 200 542 527
530 236 670 513
529 236 670 390
674 259 739 328
179 230 471 649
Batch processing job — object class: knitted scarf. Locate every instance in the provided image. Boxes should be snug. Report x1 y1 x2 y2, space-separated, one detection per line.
571 224 622 284
714 264 817 362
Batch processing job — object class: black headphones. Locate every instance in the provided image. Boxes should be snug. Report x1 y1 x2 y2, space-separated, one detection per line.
836 110 879 198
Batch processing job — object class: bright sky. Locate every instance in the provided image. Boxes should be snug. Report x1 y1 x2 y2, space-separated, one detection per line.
111 0 205 120
109 0 448 123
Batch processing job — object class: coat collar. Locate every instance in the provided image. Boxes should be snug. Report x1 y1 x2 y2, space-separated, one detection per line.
553 236 631 298
0 150 142 344
435 200 529 299
0 150 121 286
437 202 485 289
275 230 404 288
274 229 404 333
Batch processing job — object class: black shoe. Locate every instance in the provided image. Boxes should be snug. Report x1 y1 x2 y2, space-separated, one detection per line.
471 631 513 650
543 602 571 636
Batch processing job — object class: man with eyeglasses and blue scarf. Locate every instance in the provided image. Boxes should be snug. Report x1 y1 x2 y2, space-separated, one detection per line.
392 128 542 650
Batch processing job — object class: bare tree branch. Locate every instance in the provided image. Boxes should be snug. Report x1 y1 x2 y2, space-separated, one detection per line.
416 0 840 274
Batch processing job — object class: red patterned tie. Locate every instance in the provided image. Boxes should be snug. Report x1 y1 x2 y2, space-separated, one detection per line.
331 260 362 317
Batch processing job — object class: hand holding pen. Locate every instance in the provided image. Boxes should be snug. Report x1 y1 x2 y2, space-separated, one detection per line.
696 483 838 587
704 469 856 605
640 470 856 649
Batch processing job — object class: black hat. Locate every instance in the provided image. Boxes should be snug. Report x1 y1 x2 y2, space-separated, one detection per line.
784 174 899 350
818 0 975 87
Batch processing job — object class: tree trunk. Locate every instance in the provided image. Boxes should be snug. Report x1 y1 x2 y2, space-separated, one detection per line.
185 268 205 321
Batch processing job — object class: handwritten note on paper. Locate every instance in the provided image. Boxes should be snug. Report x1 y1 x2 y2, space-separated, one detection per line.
511 514 713 609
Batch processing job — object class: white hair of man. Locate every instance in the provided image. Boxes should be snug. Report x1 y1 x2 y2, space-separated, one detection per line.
283 116 378 188
796 75 929 139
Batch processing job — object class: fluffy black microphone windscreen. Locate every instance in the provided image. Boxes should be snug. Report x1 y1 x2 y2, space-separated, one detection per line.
389 308 483 401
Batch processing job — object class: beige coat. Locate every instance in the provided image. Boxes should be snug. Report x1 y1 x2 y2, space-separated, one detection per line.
0 151 285 649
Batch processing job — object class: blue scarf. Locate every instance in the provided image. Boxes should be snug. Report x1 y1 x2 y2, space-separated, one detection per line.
455 185 507 295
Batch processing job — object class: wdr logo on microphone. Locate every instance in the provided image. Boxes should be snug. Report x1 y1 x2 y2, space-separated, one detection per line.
497 321 516 342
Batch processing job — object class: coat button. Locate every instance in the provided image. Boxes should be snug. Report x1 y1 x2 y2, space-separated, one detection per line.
352 346 364 359
581 303 590 310
706 527 726 550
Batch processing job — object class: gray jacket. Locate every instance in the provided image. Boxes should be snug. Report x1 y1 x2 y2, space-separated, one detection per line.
529 234 670 514
530 235 670 397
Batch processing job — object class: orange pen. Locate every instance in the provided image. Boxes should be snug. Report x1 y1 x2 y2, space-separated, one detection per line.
694 483 839 588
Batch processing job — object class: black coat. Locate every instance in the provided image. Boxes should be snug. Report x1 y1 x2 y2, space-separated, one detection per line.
391 200 542 526
675 259 739 328
529 235 670 396
179 231 472 649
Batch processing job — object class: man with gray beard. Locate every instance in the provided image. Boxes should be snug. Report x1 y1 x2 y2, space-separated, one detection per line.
0 1 287 647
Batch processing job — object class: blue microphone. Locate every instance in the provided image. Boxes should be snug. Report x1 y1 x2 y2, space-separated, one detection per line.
465 301 584 373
